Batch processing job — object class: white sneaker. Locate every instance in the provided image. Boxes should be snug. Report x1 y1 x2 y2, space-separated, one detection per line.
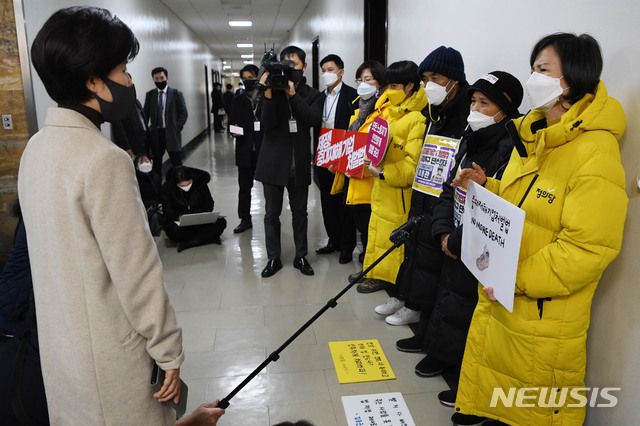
386 307 420 325
375 297 404 315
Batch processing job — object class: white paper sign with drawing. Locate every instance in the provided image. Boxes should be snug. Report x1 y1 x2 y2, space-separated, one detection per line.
461 181 525 313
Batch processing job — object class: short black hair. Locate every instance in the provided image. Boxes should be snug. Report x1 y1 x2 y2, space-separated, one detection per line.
240 64 259 78
356 60 385 84
31 6 139 105
320 54 344 70
530 32 603 104
152 67 168 78
173 166 192 184
384 60 421 93
280 45 306 64
214 82 222 88
226 83 233 90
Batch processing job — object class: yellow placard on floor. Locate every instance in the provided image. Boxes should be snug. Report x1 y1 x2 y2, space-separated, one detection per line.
328 339 395 384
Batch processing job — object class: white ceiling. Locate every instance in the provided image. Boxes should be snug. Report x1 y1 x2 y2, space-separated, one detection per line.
160 0 313 73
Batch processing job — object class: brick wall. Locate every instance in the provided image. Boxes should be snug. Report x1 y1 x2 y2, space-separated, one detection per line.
0 0 29 267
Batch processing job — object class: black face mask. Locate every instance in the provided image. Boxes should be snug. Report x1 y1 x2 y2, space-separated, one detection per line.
94 77 136 123
290 69 304 84
155 81 167 90
243 79 257 92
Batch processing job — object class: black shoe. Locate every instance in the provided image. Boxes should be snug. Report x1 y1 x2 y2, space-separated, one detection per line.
261 258 282 278
293 257 314 275
415 355 448 377
339 252 352 264
358 252 365 264
316 242 337 254
396 335 425 353
211 236 222 245
438 389 456 407
451 413 490 426
233 220 253 234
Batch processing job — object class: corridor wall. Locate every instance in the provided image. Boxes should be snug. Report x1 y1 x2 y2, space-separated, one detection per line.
281 0 364 91
22 0 221 143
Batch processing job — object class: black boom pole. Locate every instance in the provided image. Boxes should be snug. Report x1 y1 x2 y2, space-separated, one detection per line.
216 214 427 409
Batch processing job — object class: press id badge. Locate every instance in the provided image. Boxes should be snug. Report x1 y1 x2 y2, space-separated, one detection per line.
254 121 261 131
289 119 298 133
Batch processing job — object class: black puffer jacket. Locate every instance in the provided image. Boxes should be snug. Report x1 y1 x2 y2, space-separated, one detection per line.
395 83 470 307
424 118 515 366
160 167 214 223
0 201 32 336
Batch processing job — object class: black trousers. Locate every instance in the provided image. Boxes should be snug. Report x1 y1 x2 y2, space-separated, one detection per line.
317 166 356 255
152 129 182 180
213 113 224 132
350 203 371 253
163 218 227 243
263 179 308 260
237 166 255 221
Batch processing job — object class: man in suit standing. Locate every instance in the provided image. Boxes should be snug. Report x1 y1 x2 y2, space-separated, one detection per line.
211 83 224 133
255 46 324 278
144 67 188 180
229 64 262 234
315 54 359 263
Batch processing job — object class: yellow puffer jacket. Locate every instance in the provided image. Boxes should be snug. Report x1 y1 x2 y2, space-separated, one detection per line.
456 81 628 426
330 95 392 204
362 87 428 283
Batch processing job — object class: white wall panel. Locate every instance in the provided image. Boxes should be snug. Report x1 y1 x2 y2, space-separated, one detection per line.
23 0 221 142
280 0 364 91
388 1 640 424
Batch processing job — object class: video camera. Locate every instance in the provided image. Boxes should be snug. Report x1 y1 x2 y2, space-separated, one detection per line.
260 48 294 90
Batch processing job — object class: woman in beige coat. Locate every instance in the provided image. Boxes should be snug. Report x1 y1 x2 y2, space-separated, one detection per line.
18 7 184 424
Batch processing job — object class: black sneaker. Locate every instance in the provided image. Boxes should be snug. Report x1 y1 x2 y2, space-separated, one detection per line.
451 412 490 426
415 355 448 377
438 389 456 407
396 335 424 353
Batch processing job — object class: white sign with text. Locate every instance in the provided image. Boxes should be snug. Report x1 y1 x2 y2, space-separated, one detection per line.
461 181 525 312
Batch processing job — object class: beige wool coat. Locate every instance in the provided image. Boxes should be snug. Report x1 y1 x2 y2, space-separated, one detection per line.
18 107 184 425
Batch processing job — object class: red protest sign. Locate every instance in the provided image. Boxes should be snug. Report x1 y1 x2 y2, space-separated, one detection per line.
315 128 346 169
366 117 390 168
315 128 368 178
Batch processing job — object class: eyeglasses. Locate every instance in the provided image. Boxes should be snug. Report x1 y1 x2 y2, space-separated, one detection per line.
355 77 376 84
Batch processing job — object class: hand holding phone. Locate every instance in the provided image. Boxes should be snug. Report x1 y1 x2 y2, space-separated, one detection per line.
151 362 189 419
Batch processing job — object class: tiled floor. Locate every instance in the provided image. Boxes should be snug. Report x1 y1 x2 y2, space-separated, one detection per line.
158 131 453 425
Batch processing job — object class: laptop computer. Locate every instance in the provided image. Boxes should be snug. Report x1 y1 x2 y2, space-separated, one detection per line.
177 211 220 227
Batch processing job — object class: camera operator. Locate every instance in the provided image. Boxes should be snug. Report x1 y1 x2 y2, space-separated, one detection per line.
255 45 324 278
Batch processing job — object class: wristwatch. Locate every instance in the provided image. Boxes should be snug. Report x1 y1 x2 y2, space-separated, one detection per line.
379 170 385 180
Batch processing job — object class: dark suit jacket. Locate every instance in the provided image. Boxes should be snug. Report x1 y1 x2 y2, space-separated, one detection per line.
111 99 149 156
255 79 324 187
332 83 358 130
144 86 188 152
229 91 263 169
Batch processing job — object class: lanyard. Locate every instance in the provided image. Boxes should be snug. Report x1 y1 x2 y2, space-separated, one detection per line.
323 88 341 121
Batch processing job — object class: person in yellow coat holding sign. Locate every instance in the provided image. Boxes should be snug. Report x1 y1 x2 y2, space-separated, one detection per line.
356 61 428 294
331 60 388 264
451 33 628 426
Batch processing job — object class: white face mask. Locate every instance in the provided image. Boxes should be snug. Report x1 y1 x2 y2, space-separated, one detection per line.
138 161 152 174
525 72 566 113
467 110 501 132
357 82 377 100
321 72 339 88
424 80 456 106
179 183 192 192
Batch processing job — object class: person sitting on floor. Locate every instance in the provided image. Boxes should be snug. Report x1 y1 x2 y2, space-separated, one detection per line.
160 166 227 252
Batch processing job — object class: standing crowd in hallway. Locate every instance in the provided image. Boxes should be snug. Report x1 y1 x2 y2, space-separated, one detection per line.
0 5 628 426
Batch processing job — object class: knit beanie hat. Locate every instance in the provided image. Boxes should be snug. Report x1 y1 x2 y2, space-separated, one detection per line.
469 71 523 117
418 46 466 83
